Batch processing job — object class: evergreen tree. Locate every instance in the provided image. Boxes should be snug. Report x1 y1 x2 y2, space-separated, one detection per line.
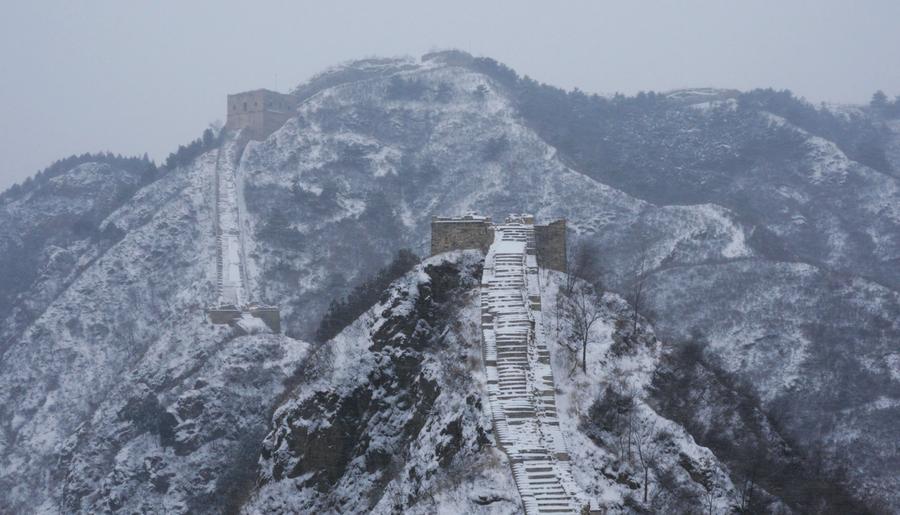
870 90 888 110
314 249 420 342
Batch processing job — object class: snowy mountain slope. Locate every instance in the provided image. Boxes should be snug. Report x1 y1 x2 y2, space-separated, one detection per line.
246 252 524 514
248 253 758 514
227 53 900 510
0 160 144 356
885 119 900 179
58 333 308 513
538 273 767 513
0 146 311 513
237 55 751 339
643 259 900 505
0 50 898 512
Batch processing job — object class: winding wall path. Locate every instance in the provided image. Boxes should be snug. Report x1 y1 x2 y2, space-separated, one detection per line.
213 137 250 307
481 220 586 514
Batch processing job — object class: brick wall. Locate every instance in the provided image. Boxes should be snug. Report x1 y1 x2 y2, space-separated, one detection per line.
225 89 296 141
534 219 567 273
430 217 495 256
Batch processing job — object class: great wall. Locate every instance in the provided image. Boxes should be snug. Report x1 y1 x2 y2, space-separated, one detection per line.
439 215 593 514
206 89 290 333
210 89 593 512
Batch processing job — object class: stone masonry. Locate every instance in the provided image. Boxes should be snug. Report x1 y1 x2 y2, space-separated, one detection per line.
480 215 591 514
430 213 495 255
225 89 296 141
431 213 567 273
533 220 567 273
206 134 280 333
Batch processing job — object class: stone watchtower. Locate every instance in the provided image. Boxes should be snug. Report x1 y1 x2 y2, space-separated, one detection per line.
431 213 568 272
431 214 495 255
225 89 296 140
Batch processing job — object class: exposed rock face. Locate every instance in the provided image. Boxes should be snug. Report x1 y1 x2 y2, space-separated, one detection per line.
247 254 518 514
58 334 309 514
248 254 757 514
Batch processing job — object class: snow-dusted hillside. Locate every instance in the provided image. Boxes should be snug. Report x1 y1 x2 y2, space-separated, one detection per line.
233 52 899 508
0 148 310 513
247 253 754 514
0 160 144 354
1 50 899 512
238 53 751 339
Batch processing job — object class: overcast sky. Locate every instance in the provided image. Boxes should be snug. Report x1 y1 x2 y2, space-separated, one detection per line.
1 0 899 190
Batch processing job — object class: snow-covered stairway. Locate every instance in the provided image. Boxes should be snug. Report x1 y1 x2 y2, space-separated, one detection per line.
213 137 250 307
481 217 587 514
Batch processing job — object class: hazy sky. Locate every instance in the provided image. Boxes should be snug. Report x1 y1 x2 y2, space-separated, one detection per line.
2 0 899 190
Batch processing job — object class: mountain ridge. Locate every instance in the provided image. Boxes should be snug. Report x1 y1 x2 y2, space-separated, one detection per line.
0 51 898 513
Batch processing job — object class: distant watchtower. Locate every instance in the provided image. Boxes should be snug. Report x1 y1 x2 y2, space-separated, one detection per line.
225 89 296 140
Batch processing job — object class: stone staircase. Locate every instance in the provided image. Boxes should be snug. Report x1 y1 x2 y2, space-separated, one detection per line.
212 137 248 307
482 218 588 514
206 135 280 333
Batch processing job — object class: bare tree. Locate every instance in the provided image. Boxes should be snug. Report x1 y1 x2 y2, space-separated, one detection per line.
628 234 652 336
556 238 602 343
736 440 765 513
596 377 635 460
560 282 603 373
634 417 662 504
699 457 719 515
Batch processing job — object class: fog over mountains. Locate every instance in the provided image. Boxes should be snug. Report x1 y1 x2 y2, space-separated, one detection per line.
1 51 898 513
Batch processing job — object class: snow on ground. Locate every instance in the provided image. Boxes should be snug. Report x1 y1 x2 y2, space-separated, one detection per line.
480 221 587 513
236 313 271 334
236 52 756 340
651 203 752 263
216 136 251 306
247 251 523 514
805 135 851 185
687 98 738 111
539 271 742 512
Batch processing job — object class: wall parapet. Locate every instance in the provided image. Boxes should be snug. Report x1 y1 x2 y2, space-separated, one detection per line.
431 212 567 272
430 213 494 256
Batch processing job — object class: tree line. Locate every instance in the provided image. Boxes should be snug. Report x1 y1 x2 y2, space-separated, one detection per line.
1 126 223 203
314 249 421 342
870 90 900 118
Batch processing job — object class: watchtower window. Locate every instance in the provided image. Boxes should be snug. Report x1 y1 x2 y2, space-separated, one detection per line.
243 102 247 111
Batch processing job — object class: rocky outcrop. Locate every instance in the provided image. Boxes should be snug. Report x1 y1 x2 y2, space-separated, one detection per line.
248 253 519 514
